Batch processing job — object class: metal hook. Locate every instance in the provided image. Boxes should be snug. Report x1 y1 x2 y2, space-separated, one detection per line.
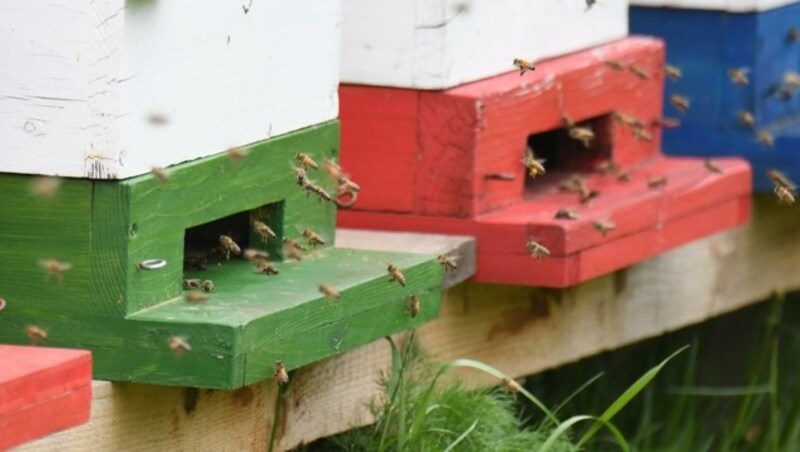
138 259 167 271
336 188 358 208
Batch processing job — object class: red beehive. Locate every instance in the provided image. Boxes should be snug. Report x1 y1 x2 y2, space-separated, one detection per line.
338 37 752 287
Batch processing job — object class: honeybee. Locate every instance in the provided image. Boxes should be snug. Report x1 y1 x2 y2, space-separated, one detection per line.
253 220 277 241
274 360 289 385
555 208 580 220
305 181 334 203
256 261 280 275
283 238 307 261
513 58 536 75
147 110 169 125
627 64 649 80
168 336 192 355
387 264 407 286
579 185 601 204
201 280 214 293
568 126 595 148
183 278 202 290
784 71 800 88
526 239 550 260
185 290 209 303
295 167 309 187
227 146 248 162
669 95 690 113
758 130 775 149
219 235 242 260
728 67 750 86
522 147 546 179
611 112 644 129
25 325 47 343
738 111 755 129
319 284 341 300
632 126 653 142
408 294 421 318
295 153 319 170
151 166 169 183
301 229 325 247
775 185 796 205
437 254 458 272
617 170 632 183
593 220 616 236
604 60 625 71
561 114 576 128
559 174 584 192
665 64 682 81
704 159 724 174
322 159 342 180
30 176 62 198
651 117 680 129
595 159 619 175
789 27 800 43
648 175 668 189
585 0 596 11
243 248 270 263
767 169 797 191
39 259 72 283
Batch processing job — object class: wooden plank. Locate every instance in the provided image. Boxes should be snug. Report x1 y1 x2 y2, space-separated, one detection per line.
0 346 91 451
18 195 800 452
631 0 797 11
0 0 339 179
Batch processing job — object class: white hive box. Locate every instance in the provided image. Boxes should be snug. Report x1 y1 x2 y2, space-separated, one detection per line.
630 0 797 11
341 0 628 89
0 0 340 179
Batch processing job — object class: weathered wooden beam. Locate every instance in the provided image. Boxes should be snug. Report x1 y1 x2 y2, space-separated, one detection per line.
19 197 800 451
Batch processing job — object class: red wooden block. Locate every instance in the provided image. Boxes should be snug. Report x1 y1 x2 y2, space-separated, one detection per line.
338 36 753 288
0 346 92 450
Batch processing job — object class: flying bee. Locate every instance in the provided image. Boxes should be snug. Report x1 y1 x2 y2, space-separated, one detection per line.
219 235 242 260
283 238 306 261
151 166 169 183
386 264 407 286
147 110 169 125
669 94 690 114
39 259 72 283
253 220 277 241
185 290 209 303
522 147 546 179
512 58 536 75
604 59 625 71
437 254 458 272
322 159 342 180
767 169 797 191
554 208 580 220
738 111 755 129
665 64 682 81
652 117 680 129
561 114 576 128
201 280 214 293
648 175 668 189
526 239 550 260
226 146 248 162
183 278 202 290
612 112 644 129
632 125 653 142
585 0 596 11
775 185 796 205
168 336 191 355
728 67 750 86
319 284 341 300
593 220 616 237
30 176 62 198
408 294 421 318
243 248 270 263
559 174 584 192
301 229 325 248
568 126 595 148
627 64 649 80
256 261 280 275
784 71 800 89
704 159 724 174
25 325 47 344
758 130 775 149
295 152 319 170
789 27 800 43
274 360 289 385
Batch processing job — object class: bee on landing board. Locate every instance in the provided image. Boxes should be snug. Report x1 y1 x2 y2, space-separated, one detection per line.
226 146 248 162
512 58 536 75
386 264 407 286
301 229 325 248
168 336 191 355
632 125 653 142
604 60 625 71
295 153 319 170
704 159 724 174
219 235 242 260
39 259 72 283
319 284 341 300
526 239 550 260
25 325 47 344
555 208 580 220
627 64 649 80
183 278 202 290
408 294 421 318
253 221 276 241
256 261 279 275
201 280 214 293
294 167 309 187
648 175 669 189
437 254 458 272
274 360 289 385
593 220 616 237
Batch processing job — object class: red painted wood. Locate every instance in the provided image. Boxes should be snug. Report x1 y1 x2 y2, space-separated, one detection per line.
0 346 92 450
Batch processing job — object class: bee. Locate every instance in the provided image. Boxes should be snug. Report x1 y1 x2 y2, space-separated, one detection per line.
611 112 644 129
704 159 724 174
151 166 169 183
632 125 653 142
555 208 580 220
522 147 546 179
408 295 421 318
604 59 625 71
185 290 209 303
322 159 342 180
274 360 289 385
283 238 306 261
201 280 214 293
502 377 520 394
0 297 6 312
669 94 690 114
184 250 209 271
665 64 682 81
789 27 800 43
775 186 796 205
595 159 619 175
168 336 191 355
253 220 277 241
568 126 595 148
295 153 319 170
25 325 47 344
728 67 750 86
526 239 550 260
147 110 169 125
242 0 253 14
256 261 280 275
301 229 325 248
627 64 649 80
617 170 632 183
319 284 341 300
784 71 800 89
39 259 72 283
305 181 334 203
578 185 601 204
652 117 680 129
437 254 458 272
648 175 668 189
758 130 775 149
294 166 309 187
243 248 270 263
738 111 755 129
30 176 62 198
219 235 242 260
767 169 797 191
593 220 616 236
387 264 406 286
227 146 248 162
512 58 536 75
559 174 584 192
561 114 576 128
183 278 202 290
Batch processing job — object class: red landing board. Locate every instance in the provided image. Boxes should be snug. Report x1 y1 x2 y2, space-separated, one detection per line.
0 346 92 450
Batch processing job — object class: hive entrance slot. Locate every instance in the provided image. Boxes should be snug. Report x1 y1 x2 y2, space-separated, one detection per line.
183 201 284 272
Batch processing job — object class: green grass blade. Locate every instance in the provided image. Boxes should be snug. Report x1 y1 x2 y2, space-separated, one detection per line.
443 420 479 452
769 338 779 452
667 385 772 396
378 336 404 452
540 415 630 452
552 372 605 416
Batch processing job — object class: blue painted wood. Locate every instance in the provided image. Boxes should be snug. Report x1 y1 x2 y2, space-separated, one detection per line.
631 4 800 191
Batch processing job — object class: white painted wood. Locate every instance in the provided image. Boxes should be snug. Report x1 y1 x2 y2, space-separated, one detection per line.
0 0 340 179
630 0 798 12
341 0 628 89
